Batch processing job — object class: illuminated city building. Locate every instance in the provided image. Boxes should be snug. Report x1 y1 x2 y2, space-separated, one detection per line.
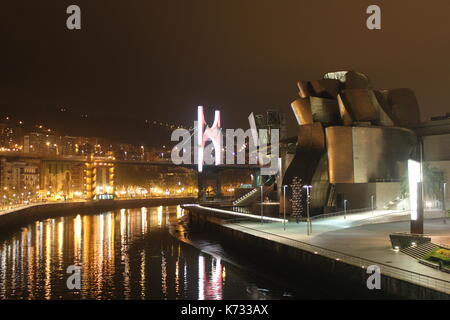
0 158 40 192
23 132 60 155
0 120 23 151
84 161 115 200
280 71 422 215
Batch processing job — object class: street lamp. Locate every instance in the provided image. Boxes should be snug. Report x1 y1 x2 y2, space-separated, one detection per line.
303 185 312 235
444 182 447 224
344 199 348 220
283 185 288 231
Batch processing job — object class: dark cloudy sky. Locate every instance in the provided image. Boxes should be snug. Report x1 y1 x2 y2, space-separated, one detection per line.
1 0 449 145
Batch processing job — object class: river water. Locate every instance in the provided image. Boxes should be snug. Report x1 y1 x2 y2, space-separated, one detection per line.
0 205 309 300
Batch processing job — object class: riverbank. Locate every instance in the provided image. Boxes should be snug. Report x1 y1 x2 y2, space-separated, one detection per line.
0 197 195 231
184 205 450 300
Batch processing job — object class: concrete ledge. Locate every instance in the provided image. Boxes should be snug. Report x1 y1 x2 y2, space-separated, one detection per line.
419 259 440 269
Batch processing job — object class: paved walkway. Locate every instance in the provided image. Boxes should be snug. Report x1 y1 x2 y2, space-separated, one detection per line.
220 209 450 294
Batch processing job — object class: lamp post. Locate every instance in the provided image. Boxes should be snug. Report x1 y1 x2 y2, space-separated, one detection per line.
304 185 312 235
260 185 263 224
283 185 287 231
444 182 447 224
344 199 348 220
371 195 375 215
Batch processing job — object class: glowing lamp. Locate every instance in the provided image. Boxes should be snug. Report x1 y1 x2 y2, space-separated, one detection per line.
408 159 421 221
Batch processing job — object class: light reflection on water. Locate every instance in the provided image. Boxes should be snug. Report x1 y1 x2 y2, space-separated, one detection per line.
0 205 290 300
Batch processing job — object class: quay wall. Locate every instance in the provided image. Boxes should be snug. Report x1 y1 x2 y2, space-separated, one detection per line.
0 197 195 231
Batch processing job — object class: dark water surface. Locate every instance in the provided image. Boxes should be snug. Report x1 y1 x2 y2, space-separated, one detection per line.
0 205 307 300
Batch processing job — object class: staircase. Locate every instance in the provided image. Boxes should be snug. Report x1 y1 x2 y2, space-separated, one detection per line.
233 176 276 207
232 188 259 206
400 242 439 260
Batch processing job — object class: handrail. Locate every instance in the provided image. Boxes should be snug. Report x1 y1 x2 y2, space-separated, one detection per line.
0 196 194 214
308 207 374 220
294 207 408 222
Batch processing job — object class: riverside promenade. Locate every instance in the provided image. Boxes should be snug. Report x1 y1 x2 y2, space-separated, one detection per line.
184 204 450 299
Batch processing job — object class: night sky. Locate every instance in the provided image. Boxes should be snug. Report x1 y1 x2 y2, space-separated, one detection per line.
1 0 449 146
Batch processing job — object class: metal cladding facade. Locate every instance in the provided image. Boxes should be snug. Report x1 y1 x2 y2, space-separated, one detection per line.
283 122 326 186
326 126 417 184
291 98 313 125
283 70 421 214
384 88 421 128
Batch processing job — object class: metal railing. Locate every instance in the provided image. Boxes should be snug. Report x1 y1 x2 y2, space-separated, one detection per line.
290 207 409 223
308 207 374 221
227 221 450 294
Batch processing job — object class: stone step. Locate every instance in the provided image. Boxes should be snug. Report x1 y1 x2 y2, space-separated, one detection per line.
401 243 439 260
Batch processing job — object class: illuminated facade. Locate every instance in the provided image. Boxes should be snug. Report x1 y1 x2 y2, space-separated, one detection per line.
0 158 40 192
84 161 115 200
282 71 421 215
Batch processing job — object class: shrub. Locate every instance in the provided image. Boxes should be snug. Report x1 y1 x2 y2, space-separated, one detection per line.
425 248 450 268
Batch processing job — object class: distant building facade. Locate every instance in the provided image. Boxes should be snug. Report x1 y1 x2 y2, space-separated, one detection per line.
0 158 40 192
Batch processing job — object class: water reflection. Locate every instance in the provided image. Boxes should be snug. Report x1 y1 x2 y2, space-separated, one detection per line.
0 205 288 300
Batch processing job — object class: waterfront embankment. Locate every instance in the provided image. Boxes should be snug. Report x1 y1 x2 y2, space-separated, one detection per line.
184 204 450 300
0 197 195 232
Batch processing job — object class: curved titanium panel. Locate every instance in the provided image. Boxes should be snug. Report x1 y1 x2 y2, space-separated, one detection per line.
297 81 311 98
291 98 313 125
343 71 371 89
352 126 417 182
326 126 354 184
339 89 380 122
310 97 341 126
309 79 341 99
323 71 371 89
310 154 330 212
326 126 417 183
282 122 326 186
373 90 397 126
385 88 421 128
291 96 341 126
297 79 341 99
337 94 354 126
